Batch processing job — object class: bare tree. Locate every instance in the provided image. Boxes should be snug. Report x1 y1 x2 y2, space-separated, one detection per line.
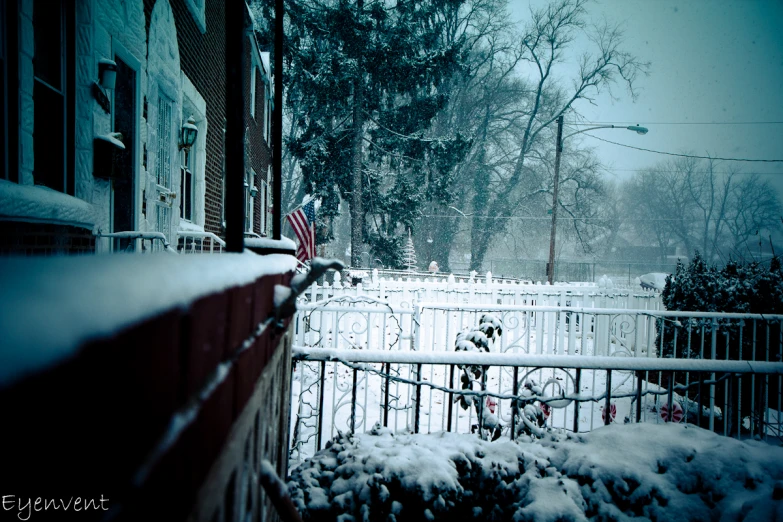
466 0 649 270
724 174 782 259
622 158 781 263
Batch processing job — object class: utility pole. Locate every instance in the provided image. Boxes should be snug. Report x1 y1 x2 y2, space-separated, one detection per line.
547 116 564 284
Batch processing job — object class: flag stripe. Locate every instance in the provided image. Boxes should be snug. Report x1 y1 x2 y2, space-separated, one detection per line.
286 200 316 263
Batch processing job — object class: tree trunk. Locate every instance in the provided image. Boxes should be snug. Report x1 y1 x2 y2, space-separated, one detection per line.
349 0 364 268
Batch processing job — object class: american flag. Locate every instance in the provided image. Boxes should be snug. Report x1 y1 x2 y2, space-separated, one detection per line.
286 200 316 263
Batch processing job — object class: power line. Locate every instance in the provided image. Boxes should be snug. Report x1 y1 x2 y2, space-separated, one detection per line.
568 121 783 126
584 134 783 163
602 168 783 175
421 214 747 222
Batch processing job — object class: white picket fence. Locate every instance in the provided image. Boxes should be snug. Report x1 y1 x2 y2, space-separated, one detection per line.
304 269 662 313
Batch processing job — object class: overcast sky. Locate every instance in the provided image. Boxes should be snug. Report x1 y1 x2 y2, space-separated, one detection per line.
510 0 783 193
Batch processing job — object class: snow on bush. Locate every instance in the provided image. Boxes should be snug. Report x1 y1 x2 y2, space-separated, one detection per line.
288 423 783 521
658 253 783 432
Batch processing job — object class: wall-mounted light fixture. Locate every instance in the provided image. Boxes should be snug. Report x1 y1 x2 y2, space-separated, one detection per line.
92 58 118 114
180 116 198 150
98 59 118 90
250 185 259 198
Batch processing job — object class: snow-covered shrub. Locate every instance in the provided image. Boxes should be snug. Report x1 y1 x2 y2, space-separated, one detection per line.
288 423 783 521
513 380 550 440
659 252 783 433
454 314 503 440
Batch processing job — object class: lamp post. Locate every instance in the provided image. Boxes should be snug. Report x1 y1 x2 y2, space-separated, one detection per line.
546 118 648 284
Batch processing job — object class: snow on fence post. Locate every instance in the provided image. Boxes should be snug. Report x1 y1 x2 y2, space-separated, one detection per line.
413 301 422 352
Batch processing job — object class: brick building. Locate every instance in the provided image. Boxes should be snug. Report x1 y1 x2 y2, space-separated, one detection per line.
0 0 274 254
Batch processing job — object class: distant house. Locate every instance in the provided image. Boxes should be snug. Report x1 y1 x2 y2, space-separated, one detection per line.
0 0 274 254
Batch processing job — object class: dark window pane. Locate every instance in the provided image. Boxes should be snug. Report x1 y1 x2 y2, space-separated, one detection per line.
33 81 64 191
185 170 192 221
1 0 6 180
180 167 185 219
1 60 5 181
33 0 62 89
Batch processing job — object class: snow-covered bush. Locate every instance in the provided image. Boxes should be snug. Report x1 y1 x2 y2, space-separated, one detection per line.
662 252 783 322
659 252 783 433
454 314 503 440
288 423 783 521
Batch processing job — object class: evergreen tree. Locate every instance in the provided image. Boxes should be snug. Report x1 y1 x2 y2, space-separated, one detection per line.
401 231 418 272
253 0 470 267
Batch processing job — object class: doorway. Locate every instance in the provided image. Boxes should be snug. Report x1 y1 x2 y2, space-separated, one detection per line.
111 56 137 251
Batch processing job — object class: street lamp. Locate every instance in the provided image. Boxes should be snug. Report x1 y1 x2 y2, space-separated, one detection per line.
546 118 649 284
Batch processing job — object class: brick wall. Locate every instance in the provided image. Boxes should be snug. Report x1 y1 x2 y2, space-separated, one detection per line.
246 44 272 236
0 269 295 521
0 222 96 254
143 0 272 238
146 0 227 236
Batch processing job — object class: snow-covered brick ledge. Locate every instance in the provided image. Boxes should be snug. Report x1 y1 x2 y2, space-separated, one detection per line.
244 234 297 255
290 423 783 521
0 178 99 229
0 251 297 518
0 251 297 387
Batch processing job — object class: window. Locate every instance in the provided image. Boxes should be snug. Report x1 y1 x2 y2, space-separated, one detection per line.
180 147 194 221
250 65 257 119
154 94 174 246
1 0 8 181
260 180 268 235
245 169 255 233
265 87 271 145
32 0 73 193
156 96 173 189
2 0 18 183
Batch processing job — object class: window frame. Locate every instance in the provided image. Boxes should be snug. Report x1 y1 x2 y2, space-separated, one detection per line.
156 94 174 190
31 0 74 194
245 169 255 233
250 64 257 120
260 179 268 236
180 146 194 222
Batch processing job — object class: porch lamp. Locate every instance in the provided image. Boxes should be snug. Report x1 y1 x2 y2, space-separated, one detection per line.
92 59 117 114
98 59 117 90
180 116 198 150
546 119 649 284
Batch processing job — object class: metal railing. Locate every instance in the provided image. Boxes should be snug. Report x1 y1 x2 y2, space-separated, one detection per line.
290 297 783 463
290 348 783 463
94 231 178 253
95 230 227 254
176 230 226 253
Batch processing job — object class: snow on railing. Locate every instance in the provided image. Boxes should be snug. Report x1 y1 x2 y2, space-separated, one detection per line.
94 231 178 253
176 230 226 254
289 346 783 463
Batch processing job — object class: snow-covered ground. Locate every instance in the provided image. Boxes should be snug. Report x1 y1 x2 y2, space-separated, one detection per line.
288 422 783 521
